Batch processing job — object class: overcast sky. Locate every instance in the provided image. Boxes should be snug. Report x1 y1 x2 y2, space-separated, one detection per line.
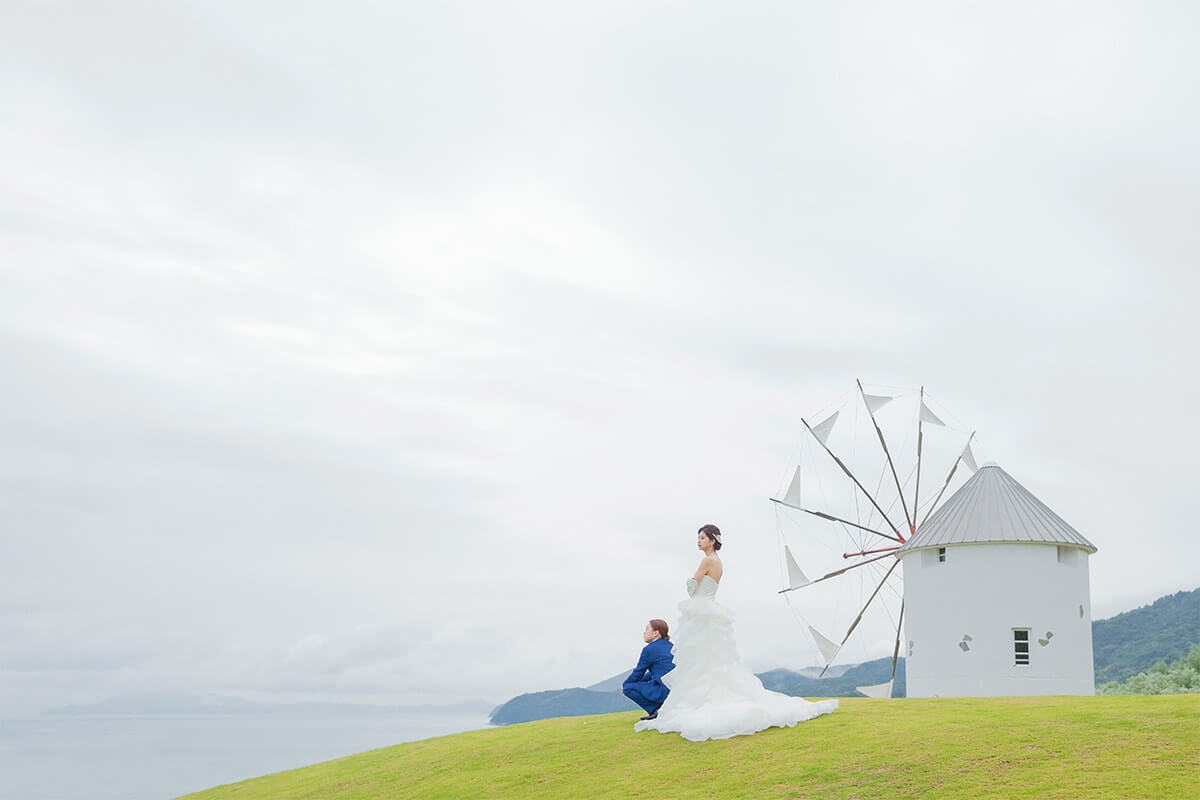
1 2 1196 717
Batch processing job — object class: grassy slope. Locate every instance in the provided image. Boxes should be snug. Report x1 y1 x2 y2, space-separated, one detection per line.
180 696 1199 800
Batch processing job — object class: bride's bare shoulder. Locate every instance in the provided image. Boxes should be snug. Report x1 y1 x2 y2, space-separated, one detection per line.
697 555 723 579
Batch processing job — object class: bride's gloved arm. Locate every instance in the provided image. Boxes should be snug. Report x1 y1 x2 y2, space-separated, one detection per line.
686 578 698 597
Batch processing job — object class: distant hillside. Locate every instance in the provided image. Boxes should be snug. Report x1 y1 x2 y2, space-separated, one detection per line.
759 656 906 698
490 659 903 725
584 673 628 693
1092 587 1200 684
490 688 637 725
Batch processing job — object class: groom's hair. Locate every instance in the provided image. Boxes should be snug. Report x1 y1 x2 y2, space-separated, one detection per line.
649 619 670 641
698 524 722 551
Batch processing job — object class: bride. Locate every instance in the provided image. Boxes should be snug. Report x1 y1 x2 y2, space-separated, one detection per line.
635 524 838 741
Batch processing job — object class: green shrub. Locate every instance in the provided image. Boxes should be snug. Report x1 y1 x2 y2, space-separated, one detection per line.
1098 645 1200 695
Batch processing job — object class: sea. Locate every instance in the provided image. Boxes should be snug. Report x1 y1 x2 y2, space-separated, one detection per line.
0 711 493 800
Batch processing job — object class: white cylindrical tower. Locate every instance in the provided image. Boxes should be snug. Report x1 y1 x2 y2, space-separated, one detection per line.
897 464 1096 697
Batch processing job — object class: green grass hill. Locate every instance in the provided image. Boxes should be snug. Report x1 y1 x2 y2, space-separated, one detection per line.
179 695 1198 799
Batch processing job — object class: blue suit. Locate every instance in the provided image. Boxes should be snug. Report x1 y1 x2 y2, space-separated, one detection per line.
622 638 675 714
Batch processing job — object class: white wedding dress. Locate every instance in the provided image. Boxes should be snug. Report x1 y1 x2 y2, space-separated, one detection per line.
635 575 838 742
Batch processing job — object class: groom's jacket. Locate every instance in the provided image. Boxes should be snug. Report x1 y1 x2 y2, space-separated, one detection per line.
623 638 675 704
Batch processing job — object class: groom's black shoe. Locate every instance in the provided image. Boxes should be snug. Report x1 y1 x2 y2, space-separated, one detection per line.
639 711 658 721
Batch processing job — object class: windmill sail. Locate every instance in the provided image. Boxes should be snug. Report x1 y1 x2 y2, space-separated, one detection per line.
782 466 803 507
856 681 893 699
858 380 913 533
919 402 945 426
808 626 840 664
962 442 979 472
783 546 810 590
862 393 893 414
810 411 839 445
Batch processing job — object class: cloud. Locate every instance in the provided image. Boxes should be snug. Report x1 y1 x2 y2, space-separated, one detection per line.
0 1 1196 716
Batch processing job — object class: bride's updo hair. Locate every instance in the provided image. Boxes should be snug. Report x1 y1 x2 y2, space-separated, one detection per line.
698 523 722 551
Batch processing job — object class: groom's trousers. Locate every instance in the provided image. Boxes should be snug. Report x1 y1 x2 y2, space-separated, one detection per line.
622 682 665 715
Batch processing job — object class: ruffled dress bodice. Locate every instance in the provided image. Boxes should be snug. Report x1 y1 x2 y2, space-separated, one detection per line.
686 574 720 599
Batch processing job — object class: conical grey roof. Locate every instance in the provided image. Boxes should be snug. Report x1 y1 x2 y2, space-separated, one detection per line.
898 464 1096 554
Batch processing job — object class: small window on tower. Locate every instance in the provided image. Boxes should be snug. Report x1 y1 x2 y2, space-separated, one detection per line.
1013 629 1030 666
937 547 946 563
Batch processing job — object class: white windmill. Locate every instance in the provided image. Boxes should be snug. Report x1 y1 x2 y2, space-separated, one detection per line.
773 382 1097 697
896 463 1097 696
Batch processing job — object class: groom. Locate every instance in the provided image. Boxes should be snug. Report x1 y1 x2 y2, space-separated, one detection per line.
622 619 674 721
